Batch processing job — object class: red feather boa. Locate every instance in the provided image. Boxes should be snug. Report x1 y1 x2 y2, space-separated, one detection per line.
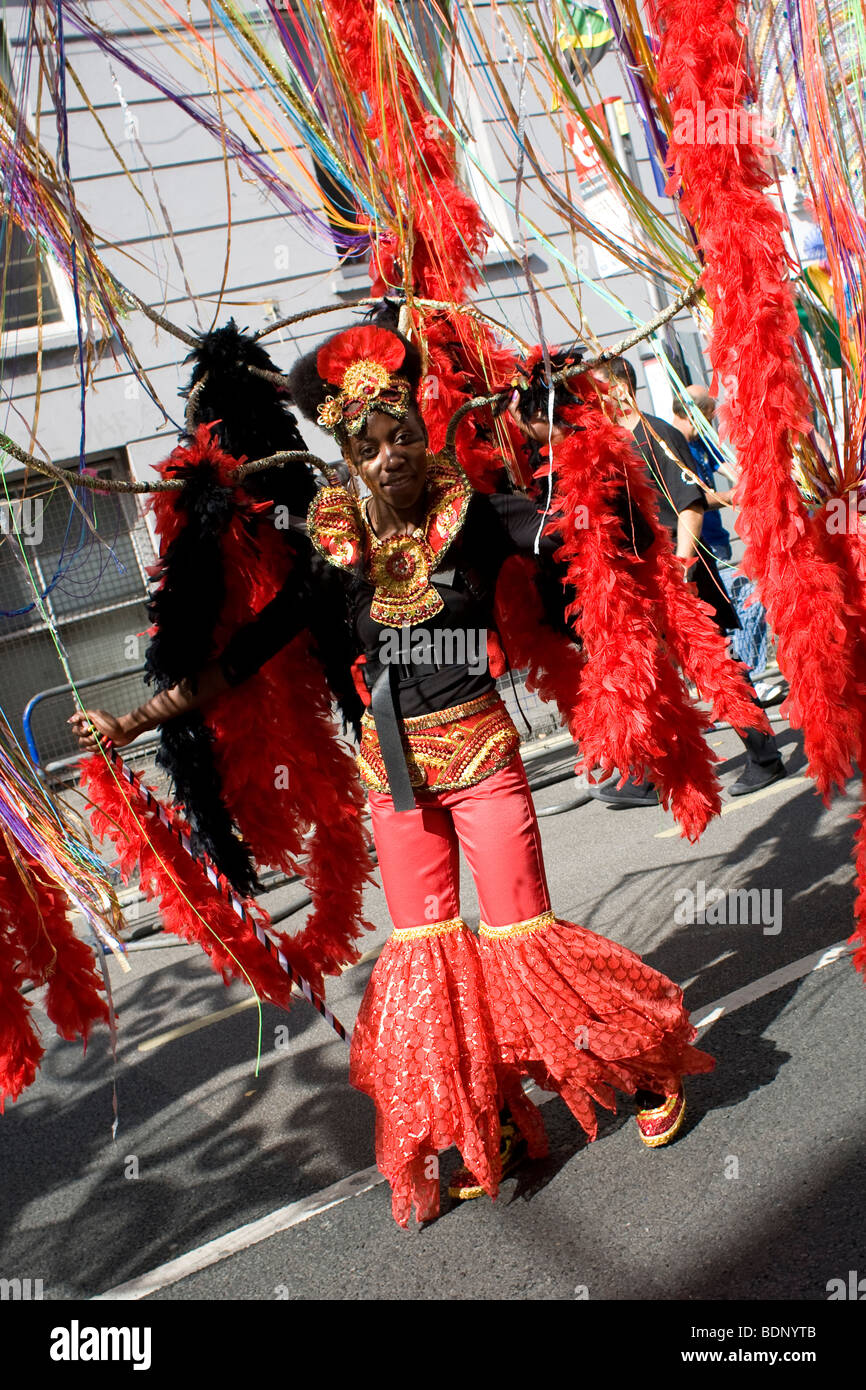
323 0 489 305
80 754 325 1002
76 425 374 1012
421 318 523 493
541 392 769 840
820 523 866 971
321 0 530 493
143 429 375 984
648 0 866 969
0 834 108 1109
648 0 860 801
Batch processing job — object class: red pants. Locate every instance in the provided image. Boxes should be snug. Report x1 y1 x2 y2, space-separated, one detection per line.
352 753 714 1227
367 757 550 931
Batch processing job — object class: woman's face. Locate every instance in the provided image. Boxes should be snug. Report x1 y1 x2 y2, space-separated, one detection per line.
347 404 428 509
591 368 632 418
506 393 569 446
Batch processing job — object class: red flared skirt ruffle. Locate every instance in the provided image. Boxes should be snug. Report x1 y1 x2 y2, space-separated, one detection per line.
350 925 501 1226
350 918 713 1226
478 916 714 1139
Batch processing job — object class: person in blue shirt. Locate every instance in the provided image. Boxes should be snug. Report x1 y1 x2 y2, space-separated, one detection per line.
672 388 734 562
671 387 782 704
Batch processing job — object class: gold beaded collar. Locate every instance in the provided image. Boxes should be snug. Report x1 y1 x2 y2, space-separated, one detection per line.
307 452 472 628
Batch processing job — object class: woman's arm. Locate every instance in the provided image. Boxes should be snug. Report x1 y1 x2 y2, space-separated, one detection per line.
69 662 231 752
70 571 308 753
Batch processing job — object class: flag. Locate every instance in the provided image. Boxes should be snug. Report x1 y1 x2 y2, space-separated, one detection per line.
559 4 614 74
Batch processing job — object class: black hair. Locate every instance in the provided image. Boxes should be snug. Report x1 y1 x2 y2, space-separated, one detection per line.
287 308 423 428
604 355 638 393
508 345 587 425
671 397 687 417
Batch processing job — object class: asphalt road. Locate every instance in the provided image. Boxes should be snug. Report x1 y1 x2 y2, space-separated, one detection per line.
3 708 866 1307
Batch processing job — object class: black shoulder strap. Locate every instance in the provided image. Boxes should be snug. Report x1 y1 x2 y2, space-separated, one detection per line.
369 664 417 812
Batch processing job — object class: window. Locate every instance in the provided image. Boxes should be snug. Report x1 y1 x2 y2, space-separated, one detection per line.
0 21 79 352
0 218 65 333
0 452 157 775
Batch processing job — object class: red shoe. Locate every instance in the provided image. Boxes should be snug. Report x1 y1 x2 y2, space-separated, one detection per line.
448 1119 525 1201
635 1086 687 1147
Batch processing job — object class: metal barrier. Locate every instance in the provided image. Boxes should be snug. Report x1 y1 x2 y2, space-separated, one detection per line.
23 666 160 780
20 661 569 795
496 670 566 743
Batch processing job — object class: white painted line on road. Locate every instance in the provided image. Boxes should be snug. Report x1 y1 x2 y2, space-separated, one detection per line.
93 934 855 1301
690 940 853 1029
654 776 808 838
137 996 262 1052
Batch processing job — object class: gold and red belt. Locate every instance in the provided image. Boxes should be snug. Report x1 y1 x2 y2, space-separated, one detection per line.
357 690 521 795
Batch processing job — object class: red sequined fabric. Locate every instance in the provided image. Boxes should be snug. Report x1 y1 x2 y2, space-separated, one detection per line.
478 918 714 1139
350 924 506 1227
357 692 520 794
350 915 712 1225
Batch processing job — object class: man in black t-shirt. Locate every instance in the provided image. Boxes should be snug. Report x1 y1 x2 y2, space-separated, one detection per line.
632 409 739 631
589 358 784 803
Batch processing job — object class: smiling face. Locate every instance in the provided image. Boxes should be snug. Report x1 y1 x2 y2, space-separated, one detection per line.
346 403 429 511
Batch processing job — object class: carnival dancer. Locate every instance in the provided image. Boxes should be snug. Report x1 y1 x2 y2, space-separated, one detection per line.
73 323 714 1227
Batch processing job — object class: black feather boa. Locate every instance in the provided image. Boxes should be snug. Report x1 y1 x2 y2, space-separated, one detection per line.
144 457 261 896
181 317 316 516
145 322 364 893
144 322 319 895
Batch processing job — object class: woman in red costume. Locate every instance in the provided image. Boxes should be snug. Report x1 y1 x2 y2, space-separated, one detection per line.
72 322 713 1227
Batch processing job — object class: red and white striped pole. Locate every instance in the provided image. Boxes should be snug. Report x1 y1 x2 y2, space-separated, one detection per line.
105 744 352 1044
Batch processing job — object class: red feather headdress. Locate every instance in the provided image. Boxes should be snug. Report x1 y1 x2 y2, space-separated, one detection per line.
316 326 411 436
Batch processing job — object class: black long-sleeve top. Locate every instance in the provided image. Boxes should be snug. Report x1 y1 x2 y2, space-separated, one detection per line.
218 491 564 718
217 484 654 720
633 415 706 531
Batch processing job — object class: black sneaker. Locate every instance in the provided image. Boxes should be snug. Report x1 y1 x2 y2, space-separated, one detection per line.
728 760 786 797
590 776 659 809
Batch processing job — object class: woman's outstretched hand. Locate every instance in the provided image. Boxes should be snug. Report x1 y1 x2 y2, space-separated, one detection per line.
68 709 136 753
